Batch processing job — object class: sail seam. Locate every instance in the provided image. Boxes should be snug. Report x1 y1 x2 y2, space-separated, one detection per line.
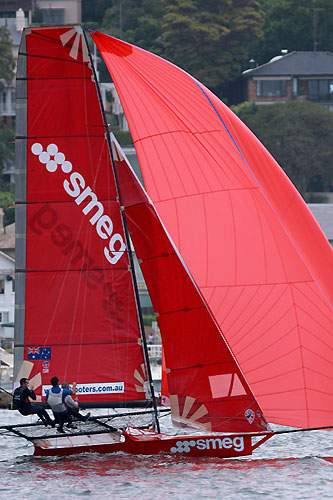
16 134 106 139
231 285 292 350
247 351 303 377
193 79 333 313
15 267 131 272
15 341 142 346
289 283 310 426
158 306 207 316
239 323 298 364
18 51 87 66
17 77 93 81
201 280 315 287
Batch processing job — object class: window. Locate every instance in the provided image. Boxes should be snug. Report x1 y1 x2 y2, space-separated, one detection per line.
0 280 4 294
0 312 9 323
256 80 287 97
9 91 15 115
0 92 6 113
308 80 333 101
42 8 65 24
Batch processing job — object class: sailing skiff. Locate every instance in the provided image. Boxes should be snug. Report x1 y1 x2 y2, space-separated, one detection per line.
2 25 331 457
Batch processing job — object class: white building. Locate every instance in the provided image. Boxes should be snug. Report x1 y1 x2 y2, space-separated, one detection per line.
35 0 81 24
0 250 15 349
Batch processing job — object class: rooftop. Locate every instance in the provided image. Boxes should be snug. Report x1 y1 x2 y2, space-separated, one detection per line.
243 51 333 77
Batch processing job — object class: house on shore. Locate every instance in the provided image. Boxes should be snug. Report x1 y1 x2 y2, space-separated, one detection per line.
243 51 333 110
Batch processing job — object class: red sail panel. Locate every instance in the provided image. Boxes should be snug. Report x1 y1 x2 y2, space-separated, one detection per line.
112 136 269 433
15 26 147 404
93 32 333 427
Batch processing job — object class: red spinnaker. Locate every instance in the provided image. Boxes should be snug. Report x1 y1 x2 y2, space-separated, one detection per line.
112 136 269 433
93 31 333 428
15 26 147 405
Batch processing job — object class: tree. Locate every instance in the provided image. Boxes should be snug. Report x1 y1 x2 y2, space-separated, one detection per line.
102 0 164 52
0 26 15 91
0 191 14 226
82 0 111 24
102 0 264 102
158 0 263 100
0 124 14 187
233 101 333 195
252 0 333 65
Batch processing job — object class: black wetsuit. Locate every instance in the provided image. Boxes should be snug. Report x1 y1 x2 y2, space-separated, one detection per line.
13 386 53 426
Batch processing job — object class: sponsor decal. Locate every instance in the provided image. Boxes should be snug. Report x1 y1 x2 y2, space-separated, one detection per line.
161 395 170 405
42 360 50 373
245 409 255 424
170 437 244 454
31 143 126 266
42 382 125 396
60 26 89 62
27 346 52 360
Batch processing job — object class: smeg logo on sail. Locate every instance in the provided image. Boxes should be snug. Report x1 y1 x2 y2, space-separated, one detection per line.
30 142 126 267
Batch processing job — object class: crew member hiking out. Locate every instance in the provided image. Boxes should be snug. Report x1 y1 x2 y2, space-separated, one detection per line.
13 378 54 426
61 382 90 422
45 376 77 432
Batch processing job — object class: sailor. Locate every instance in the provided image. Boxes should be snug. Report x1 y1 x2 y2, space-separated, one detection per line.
45 376 76 432
61 382 90 422
13 378 54 427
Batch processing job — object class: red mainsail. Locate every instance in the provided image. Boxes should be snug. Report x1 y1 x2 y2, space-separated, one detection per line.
111 135 269 433
15 26 148 405
92 31 333 428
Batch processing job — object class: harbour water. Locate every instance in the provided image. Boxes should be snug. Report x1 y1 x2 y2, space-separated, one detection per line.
0 410 332 500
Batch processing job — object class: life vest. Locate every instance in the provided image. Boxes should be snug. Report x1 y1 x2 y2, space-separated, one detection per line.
46 387 67 413
13 386 30 412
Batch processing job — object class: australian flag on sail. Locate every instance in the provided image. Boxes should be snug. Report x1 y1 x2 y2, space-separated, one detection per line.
27 347 52 360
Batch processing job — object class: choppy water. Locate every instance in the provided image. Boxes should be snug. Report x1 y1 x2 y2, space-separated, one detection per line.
0 410 332 500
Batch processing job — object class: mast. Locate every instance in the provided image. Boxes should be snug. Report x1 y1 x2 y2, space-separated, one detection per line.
14 29 27 384
83 26 160 432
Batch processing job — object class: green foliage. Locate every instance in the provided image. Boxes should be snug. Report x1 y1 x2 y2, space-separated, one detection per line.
82 0 111 24
102 0 263 102
0 124 14 184
0 123 15 225
158 0 263 100
231 101 259 118
0 27 15 91
236 101 333 195
113 130 133 146
103 0 164 52
143 314 156 326
0 190 14 226
252 0 333 65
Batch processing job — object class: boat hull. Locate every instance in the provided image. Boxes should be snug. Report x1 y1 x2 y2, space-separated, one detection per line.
32 427 272 458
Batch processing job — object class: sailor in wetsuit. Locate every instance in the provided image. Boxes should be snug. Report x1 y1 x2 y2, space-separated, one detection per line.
13 377 54 426
45 376 76 432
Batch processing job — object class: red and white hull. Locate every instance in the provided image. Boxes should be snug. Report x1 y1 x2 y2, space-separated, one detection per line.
32 427 273 458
